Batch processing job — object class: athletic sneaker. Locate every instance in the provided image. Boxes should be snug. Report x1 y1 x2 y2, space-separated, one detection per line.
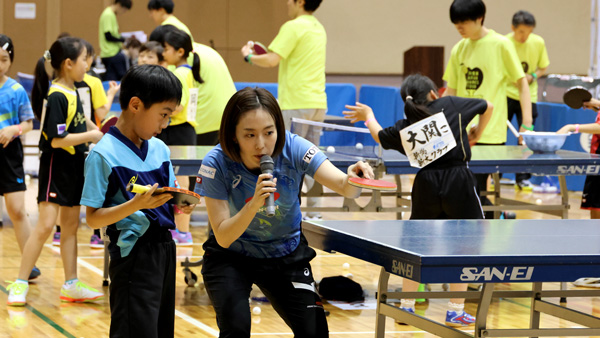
6 281 28 306
28 266 41 280
515 179 534 192
445 310 476 327
89 234 104 249
60 281 104 303
533 183 558 193
52 232 61 246
169 229 193 246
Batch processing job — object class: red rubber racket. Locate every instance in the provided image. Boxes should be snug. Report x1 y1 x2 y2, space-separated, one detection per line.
348 177 397 191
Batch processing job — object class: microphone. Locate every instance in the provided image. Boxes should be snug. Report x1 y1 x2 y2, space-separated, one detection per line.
260 155 276 217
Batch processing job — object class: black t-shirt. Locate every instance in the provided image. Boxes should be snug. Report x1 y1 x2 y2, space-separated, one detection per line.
39 89 88 154
378 96 487 168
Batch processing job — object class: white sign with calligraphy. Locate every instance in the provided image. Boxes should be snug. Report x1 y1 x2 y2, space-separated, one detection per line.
400 112 456 168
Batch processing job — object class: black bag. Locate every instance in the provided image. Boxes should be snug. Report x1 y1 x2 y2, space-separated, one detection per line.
318 276 364 302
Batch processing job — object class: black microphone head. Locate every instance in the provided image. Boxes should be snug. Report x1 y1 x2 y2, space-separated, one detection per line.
260 155 274 172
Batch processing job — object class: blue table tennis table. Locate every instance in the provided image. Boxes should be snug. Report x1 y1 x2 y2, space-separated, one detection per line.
302 219 600 337
169 145 600 218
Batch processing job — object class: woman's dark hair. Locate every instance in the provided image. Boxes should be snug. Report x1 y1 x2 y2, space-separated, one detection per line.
147 0 174 13
0 34 15 63
31 37 85 120
512 10 536 27
164 29 203 83
400 74 438 125
119 65 182 110
140 41 165 62
450 0 486 25
81 39 95 58
219 87 286 163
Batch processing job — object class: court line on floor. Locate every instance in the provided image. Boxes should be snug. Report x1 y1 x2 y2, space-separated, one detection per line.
0 284 76 338
46 244 220 337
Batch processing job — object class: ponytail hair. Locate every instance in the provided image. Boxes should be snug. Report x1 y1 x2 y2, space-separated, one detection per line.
400 74 438 125
0 34 15 63
164 29 204 84
31 37 85 120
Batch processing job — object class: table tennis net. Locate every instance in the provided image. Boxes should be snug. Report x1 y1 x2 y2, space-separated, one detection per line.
290 118 381 159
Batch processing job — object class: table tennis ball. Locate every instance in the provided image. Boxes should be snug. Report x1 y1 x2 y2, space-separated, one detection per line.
355 142 363 150
342 262 350 269
536 198 542 205
326 146 336 153
252 306 261 316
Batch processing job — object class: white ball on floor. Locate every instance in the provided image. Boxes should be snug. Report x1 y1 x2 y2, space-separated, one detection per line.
326 146 336 153
252 306 261 316
342 262 350 269
355 142 363 150
536 198 542 205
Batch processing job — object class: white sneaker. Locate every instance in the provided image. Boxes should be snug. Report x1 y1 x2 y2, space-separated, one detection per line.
6 281 28 306
60 281 104 303
533 183 558 193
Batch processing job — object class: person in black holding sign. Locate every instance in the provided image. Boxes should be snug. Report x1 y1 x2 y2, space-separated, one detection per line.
344 74 493 327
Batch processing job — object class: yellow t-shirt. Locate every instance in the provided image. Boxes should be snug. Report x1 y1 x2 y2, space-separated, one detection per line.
98 7 121 58
268 15 327 110
443 29 525 144
170 65 198 128
76 73 108 126
505 32 550 102
162 15 194 43
193 43 236 134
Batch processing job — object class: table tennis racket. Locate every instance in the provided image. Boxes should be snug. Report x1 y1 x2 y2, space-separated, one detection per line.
126 183 200 206
348 177 397 191
563 86 592 109
253 41 268 55
100 116 118 134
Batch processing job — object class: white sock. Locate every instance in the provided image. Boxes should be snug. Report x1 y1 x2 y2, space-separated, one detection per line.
15 279 28 285
63 278 78 288
448 301 464 314
400 299 416 309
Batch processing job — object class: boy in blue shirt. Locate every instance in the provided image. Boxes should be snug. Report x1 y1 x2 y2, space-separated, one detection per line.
80 65 194 338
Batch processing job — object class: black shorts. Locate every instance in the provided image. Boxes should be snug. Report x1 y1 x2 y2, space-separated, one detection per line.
411 164 484 220
37 150 84 206
196 130 219 146
0 138 26 195
507 97 539 126
156 122 197 146
202 235 329 337
581 175 600 210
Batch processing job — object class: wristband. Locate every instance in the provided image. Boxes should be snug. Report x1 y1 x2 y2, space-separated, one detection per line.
244 54 253 65
531 72 538 80
364 117 376 127
521 124 534 131
17 124 22 136
575 124 580 133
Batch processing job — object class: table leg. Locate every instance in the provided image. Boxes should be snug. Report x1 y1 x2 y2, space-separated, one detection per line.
529 282 542 338
474 283 494 338
375 267 390 338
492 173 501 219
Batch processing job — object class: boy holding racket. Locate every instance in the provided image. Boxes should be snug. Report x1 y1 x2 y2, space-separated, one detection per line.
80 65 195 338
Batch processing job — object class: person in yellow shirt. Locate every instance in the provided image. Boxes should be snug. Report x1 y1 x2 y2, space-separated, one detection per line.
147 0 194 42
443 0 532 220
241 0 327 220
506 10 550 190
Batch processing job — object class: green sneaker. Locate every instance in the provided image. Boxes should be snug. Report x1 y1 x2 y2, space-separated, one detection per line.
6 281 28 306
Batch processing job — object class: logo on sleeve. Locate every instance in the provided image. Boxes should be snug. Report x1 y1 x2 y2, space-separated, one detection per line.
199 164 216 179
57 124 66 134
303 145 319 164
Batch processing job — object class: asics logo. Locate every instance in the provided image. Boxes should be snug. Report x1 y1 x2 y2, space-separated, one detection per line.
232 175 242 188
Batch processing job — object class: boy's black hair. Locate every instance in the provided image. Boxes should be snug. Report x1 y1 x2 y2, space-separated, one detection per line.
0 34 15 63
148 24 179 45
298 0 322 12
119 65 182 110
450 0 486 25
140 41 165 62
116 0 132 10
512 10 536 27
147 0 174 14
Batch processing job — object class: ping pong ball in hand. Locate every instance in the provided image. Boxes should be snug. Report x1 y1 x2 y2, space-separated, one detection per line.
252 306 261 315
343 263 350 269
355 143 363 150
326 146 336 153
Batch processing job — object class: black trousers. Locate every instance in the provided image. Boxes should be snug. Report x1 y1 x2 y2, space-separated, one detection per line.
101 52 128 81
109 230 176 338
507 97 539 183
202 236 329 338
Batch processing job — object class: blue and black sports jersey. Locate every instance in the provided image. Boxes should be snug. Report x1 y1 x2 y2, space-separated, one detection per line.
197 131 327 259
0 78 34 130
80 126 178 258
